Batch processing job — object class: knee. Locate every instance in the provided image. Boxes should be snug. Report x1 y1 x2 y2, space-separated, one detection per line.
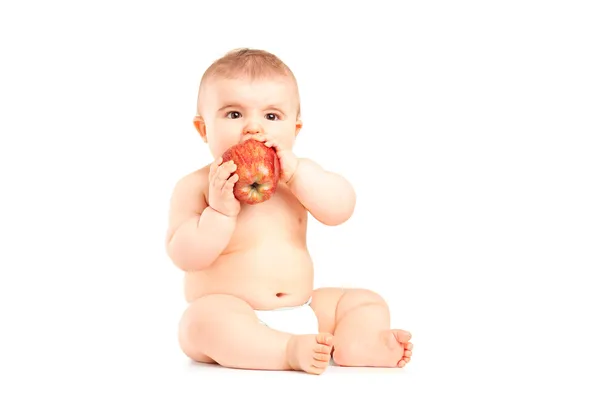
178 298 208 360
344 288 387 304
337 289 389 315
178 294 251 359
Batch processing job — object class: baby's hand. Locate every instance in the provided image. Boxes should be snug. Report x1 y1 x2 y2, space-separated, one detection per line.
207 157 240 217
248 134 299 184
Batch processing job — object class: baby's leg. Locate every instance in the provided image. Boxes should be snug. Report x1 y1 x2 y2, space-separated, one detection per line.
178 294 333 374
311 288 413 368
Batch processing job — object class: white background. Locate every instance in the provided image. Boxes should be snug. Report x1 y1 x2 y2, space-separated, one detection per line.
1 0 599 398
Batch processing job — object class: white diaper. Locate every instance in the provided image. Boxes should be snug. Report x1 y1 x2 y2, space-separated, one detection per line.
254 297 319 335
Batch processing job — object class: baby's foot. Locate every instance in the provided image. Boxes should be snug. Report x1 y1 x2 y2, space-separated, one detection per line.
333 329 413 368
286 333 334 375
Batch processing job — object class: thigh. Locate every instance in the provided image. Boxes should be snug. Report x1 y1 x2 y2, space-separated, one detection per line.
178 294 258 362
309 287 347 334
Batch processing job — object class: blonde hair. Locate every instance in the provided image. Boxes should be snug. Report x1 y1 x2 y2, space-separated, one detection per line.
197 48 300 116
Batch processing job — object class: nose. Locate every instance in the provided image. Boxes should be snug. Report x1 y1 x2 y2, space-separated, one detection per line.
243 118 263 135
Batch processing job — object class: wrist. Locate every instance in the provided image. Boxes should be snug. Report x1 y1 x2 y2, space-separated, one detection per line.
207 204 238 219
285 157 302 186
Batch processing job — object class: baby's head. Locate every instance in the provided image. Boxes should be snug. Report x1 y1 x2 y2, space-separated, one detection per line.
194 48 303 159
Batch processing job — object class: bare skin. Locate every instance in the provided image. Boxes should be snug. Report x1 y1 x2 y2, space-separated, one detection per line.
311 288 413 367
178 292 334 374
168 168 412 374
166 72 413 374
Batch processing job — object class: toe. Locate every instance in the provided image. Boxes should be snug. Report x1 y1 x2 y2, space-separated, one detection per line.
404 350 412 357
398 360 406 368
316 333 333 346
312 360 329 369
406 342 413 351
314 352 330 362
308 366 327 375
314 344 332 354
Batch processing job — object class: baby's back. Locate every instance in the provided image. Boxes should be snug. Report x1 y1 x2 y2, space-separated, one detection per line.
183 169 314 310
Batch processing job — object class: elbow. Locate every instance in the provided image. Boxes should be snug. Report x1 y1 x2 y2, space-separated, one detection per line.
318 186 356 226
323 204 355 226
168 245 211 272
318 213 351 227
166 238 191 271
166 233 211 272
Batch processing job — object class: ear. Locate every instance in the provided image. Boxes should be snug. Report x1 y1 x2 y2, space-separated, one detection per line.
295 118 303 136
193 115 207 143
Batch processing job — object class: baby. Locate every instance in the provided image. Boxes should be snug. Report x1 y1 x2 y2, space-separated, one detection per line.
166 48 413 374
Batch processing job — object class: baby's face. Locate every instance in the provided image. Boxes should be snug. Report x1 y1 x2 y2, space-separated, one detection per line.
197 76 301 159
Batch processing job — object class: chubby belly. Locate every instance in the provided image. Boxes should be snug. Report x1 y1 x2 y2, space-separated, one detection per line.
184 242 314 310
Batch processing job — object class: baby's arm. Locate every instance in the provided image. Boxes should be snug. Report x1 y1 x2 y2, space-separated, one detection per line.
165 170 236 271
288 158 356 226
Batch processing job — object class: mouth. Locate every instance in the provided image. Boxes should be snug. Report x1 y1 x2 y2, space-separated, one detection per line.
241 135 262 143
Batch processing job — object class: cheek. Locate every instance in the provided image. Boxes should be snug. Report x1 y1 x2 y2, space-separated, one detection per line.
275 122 297 145
208 120 232 138
207 120 243 152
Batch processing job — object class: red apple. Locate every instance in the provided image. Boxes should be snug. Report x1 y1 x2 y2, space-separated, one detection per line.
221 139 281 205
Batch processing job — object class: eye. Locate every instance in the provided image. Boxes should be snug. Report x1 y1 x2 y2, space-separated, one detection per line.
265 113 279 121
226 111 241 119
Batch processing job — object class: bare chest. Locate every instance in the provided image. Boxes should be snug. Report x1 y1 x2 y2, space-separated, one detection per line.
224 185 307 252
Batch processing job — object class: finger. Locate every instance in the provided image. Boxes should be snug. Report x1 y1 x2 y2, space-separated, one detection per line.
225 160 237 175
248 134 266 142
264 137 281 150
274 147 289 158
214 161 236 181
213 163 236 190
228 173 239 184
223 174 239 191
209 157 223 179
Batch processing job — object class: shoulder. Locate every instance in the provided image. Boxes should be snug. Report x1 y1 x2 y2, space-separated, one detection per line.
173 165 210 190
297 157 321 168
169 165 211 207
